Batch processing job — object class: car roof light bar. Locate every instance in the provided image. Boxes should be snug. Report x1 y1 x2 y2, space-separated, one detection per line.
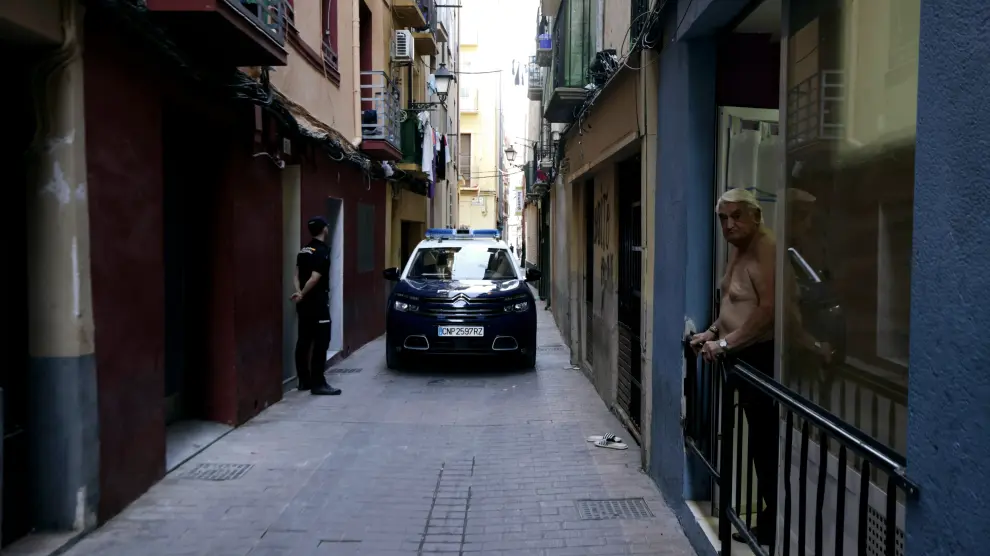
425 228 501 240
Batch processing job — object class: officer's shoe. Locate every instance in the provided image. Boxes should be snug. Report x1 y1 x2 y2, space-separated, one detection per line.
311 384 342 396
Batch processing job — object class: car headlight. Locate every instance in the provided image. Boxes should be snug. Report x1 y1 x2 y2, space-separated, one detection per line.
505 301 529 312
394 301 418 312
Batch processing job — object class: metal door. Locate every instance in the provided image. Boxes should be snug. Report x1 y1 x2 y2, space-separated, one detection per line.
616 155 643 432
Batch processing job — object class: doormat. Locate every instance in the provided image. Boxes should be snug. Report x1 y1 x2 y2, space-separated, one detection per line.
180 463 253 481
327 368 362 374
575 498 654 520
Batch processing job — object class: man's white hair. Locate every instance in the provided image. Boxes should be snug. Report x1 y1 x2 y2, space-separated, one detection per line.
716 188 763 223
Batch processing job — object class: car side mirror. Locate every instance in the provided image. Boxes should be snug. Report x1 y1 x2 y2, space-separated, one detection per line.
382 267 399 281
525 268 542 282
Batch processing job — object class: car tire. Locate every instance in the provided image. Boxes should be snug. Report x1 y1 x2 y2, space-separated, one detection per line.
519 348 537 370
385 337 404 370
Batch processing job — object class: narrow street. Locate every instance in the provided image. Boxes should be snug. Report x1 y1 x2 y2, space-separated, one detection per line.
63 307 695 556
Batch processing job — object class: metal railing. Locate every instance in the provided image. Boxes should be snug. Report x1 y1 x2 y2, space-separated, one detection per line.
786 70 845 151
232 0 287 44
360 71 401 149
528 61 546 91
682 346 919 556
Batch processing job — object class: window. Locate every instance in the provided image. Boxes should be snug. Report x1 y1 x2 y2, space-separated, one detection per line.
407 246 517 281
780 0 920 457
322 0 339 69
459 133 472 186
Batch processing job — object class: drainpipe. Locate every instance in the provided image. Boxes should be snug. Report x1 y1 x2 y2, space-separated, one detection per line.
352 0 361 144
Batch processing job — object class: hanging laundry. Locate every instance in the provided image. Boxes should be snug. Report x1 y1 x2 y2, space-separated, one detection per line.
421 124 435 181
442 134 451 165
436 135 447 181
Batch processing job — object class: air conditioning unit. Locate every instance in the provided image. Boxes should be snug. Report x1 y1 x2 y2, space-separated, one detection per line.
392 30 414 62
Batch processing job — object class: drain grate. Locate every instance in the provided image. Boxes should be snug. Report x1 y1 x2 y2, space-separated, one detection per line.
180 463 253 481
538 345 566 352
327 367 362 374
576 498 654 520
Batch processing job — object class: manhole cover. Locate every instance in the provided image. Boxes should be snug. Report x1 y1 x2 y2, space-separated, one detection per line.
180 463 253 481
327 368 362 374
576 498 654 520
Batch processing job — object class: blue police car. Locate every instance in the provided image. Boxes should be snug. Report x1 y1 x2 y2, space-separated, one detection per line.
382 228 542 369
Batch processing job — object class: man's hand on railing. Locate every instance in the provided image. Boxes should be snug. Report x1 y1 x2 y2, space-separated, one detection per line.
688 330 714 356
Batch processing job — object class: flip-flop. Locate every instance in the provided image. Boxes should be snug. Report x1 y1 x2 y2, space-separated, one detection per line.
586 433 624 444
593 438 628 450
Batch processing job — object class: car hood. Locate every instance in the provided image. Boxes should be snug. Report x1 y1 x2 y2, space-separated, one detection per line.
397 279 526 299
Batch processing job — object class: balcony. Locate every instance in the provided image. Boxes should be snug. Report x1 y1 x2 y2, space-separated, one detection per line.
392 0 428 28
436 20 450 43
411 0 439 56
527 60 545 101
359 71 402 161
535 9 552 66
145 0 288 66
542 0 590 123
786 70 846 154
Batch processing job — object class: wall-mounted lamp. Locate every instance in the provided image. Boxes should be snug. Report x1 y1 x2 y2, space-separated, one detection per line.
504 145 518 163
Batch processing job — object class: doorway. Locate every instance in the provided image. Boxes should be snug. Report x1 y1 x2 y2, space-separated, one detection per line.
163 105 213 427
0 51 38 547
324 198 344 358
162 105 230 470
616 155 643 433
713 106 780 315
583 179 595 365
281 166 301 387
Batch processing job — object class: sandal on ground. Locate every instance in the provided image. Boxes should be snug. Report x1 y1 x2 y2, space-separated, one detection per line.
593 438 628 450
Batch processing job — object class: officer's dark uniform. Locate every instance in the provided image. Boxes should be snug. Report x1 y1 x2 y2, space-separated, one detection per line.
295 218 340 395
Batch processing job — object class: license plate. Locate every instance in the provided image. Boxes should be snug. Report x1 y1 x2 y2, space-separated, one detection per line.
438 326 484 337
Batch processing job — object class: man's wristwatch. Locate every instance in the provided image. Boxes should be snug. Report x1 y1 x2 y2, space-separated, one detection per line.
718 339 728 351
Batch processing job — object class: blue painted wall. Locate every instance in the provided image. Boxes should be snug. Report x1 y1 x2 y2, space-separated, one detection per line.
907 1 990 554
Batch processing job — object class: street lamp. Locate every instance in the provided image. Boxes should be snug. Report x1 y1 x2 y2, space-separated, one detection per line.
504 145 517 163
434 64 454 102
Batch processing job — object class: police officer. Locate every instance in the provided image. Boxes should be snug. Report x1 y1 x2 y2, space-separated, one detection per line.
290 217 341 396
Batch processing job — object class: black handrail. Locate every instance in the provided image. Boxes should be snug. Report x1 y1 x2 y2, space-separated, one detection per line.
731 360 919 497
681 339 920 556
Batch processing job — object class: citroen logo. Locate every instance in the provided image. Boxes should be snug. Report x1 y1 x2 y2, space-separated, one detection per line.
452 299 467 308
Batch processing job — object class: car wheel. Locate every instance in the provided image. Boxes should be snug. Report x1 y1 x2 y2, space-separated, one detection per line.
385 337 404 370
519 348 536 370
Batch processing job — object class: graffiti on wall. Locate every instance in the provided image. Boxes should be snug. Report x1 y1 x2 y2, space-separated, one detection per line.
593 188 614 314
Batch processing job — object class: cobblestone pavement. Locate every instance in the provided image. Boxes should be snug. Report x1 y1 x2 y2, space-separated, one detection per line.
64 306 695 556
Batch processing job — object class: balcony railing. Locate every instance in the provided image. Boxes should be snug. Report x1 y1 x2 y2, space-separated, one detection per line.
233 0 287 44
682 344 919 556
360 71 401 150
527 60 545 101
787 70 845 152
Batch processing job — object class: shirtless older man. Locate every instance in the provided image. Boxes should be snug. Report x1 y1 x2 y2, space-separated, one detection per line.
690 187 778 548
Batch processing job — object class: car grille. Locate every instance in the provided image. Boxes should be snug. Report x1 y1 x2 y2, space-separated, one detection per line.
418 296 507 318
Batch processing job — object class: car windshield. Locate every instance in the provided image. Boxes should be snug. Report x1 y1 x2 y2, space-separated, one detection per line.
406 246 517 280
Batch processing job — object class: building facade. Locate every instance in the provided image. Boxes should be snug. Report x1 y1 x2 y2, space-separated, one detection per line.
456 0 505 231
529 0 658 457
535 0 989 554
0 0 453 550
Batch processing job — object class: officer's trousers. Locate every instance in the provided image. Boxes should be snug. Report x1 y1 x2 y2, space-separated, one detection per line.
295 310 331 389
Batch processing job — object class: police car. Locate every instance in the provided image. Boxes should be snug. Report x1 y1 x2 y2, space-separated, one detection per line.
382 228 542 369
